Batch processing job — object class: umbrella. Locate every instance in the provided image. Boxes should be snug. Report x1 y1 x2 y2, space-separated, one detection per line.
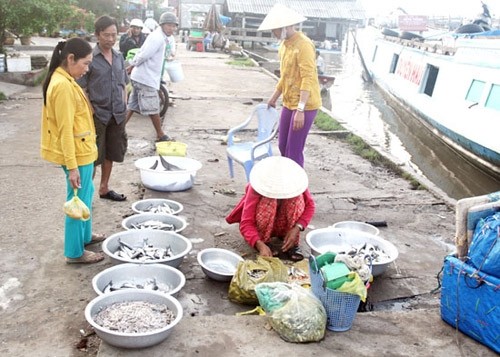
203 4 223 33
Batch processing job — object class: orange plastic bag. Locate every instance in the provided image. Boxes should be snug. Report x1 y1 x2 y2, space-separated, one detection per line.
63 189 90 221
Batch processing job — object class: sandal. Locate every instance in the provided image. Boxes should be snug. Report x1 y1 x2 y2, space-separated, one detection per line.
66 250 105 264
282 247 305 262
156 134 175 142
86 233 107 245
99 190 127 201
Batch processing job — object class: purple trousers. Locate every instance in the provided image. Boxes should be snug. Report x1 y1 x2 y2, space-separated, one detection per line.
278 106 318 167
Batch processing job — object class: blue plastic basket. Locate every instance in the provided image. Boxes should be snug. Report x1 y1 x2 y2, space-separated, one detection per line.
309 256 361 331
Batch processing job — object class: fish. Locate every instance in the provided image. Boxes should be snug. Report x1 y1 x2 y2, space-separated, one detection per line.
113 237 174 261
149 160 159 170
158 154 182 171
130 219 176 231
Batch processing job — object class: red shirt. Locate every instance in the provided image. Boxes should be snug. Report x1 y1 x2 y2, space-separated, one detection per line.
226 184 315 247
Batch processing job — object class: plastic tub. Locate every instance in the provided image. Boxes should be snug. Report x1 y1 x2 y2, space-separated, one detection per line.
165 60 184 82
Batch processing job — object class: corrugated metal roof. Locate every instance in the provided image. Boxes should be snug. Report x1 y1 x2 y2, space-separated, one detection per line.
225 0 365 20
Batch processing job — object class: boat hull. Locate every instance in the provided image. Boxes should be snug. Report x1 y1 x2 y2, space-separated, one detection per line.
357 28 500 174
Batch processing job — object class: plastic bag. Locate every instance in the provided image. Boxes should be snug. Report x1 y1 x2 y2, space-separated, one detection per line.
228 256 288 305
63 189 90 221
255 282 326 343
335 272 368 302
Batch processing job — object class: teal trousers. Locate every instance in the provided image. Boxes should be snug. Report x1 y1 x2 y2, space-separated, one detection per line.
62 163 94 258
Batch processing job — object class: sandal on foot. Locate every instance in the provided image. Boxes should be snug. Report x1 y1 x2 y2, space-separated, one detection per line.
86 233 106 245
283 247 304 262
99 190 126 201
66 250 105 264
156 134 175 142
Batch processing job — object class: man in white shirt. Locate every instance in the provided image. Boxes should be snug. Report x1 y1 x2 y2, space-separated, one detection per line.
125 12 177 142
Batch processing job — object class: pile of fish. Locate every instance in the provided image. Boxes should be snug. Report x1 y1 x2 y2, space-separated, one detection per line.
129 219 176 231
149 154 182 171
102 278 168 294
114 238 174 262
339 242 391 263
94 301 175 333
141 203 176 214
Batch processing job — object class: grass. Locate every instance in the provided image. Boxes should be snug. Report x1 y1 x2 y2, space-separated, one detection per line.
226 58 255 67
314 110 426 191
0 91 6 101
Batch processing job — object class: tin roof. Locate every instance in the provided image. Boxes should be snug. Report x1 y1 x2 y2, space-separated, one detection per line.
225 0 365 20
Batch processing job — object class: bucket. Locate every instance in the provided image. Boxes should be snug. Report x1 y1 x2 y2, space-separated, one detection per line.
165 60 184 83
0 54 5 73
156 141 187 157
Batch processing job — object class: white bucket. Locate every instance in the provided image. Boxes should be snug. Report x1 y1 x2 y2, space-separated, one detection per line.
165 60 184 83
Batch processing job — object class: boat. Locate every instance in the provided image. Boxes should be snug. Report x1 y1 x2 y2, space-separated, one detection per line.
355 16 500 175
318 74 336 92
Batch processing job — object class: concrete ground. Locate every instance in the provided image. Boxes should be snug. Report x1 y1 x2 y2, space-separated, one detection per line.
0 38 496 356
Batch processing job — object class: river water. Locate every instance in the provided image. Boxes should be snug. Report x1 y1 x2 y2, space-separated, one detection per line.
253 39 500 201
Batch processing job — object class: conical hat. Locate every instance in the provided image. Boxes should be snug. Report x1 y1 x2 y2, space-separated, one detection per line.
249 156 308 199
258 3 307 31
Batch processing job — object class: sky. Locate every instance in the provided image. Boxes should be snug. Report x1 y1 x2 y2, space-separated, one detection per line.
360 0 498 18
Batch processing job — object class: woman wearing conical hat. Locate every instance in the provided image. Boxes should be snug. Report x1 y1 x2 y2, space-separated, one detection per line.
226 156 315 261
258 4 321 168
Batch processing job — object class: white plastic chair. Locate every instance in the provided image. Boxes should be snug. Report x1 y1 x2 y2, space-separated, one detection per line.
226 103 280 181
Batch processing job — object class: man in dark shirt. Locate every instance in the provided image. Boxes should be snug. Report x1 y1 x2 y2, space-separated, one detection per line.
78 15 129 201
119 18 147 59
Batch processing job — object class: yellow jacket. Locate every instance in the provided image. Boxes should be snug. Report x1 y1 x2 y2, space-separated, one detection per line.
40 67 97 170
277 32 321 110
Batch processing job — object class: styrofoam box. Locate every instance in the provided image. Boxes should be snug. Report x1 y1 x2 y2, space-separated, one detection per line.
7 56 31 72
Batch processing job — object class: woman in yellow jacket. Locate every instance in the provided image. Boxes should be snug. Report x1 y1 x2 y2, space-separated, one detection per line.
258 4 321 168
41 38 104 264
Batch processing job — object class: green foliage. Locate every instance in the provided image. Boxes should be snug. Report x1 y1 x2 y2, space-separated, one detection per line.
0 0 81 50
227 58 255 67
314 110 344 131
0 91 6 101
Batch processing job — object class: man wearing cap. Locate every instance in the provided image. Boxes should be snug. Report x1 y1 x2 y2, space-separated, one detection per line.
226 156 315 261
125 12 178 142
258 4 321 168
119 18 147 59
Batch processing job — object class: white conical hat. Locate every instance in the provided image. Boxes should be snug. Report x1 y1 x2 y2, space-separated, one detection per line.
249 156 308 199
258 3 307 31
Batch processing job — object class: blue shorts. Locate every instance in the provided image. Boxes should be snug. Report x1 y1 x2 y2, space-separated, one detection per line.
127 80 160 115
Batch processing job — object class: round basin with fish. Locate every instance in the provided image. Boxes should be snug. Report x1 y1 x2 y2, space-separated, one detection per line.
331 221 380 236
92 263 186 297
121 213 187 233
197 248 244 282
305 227 398 276
131 198 183 215
134 156 202 192
102 230 192 268
85 290 183 349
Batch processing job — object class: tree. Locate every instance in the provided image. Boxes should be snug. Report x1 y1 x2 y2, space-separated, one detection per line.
1 0 75 46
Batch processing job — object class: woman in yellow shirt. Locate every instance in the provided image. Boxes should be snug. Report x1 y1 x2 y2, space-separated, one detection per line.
41 38 104 264
259 4 321 168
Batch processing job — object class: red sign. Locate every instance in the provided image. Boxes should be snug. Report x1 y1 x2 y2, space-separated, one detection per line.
398 15 428 32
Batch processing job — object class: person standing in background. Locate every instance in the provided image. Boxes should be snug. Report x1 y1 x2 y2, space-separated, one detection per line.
41 38 105 264
258 4 321 168
78 15 129 202
119 18 147 59
125 12 178 142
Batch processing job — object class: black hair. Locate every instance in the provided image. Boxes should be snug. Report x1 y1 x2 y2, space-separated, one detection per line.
94 15 118 35
42 37 92 105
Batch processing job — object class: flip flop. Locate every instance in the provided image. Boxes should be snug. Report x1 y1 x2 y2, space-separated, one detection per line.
156 134 175 142
86 233 106 245
99 190 126 201
66 250 105 264
282 247 305 262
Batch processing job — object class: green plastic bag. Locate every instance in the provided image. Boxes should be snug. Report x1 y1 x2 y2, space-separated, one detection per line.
255 282 326 343
228 256 288 305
